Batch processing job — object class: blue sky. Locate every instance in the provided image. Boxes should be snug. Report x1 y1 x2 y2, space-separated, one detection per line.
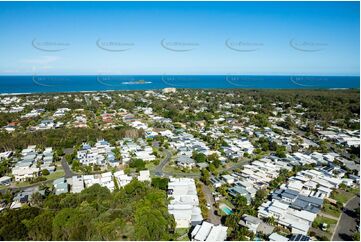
0 1 359 75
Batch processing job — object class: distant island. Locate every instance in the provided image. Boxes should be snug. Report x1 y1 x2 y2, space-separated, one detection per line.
122 80 152 85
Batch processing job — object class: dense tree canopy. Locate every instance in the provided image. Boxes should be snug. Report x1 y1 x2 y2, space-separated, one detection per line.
0 180 175 241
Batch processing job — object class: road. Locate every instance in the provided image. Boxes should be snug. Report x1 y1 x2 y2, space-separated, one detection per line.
154 149 172 176
200 182 221 225
332 195 360 241
61 148 77 178
61 156 76 178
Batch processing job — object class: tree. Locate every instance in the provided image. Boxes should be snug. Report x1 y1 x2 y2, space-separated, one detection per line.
353 232 360 241
234 226 253 241
151 177 168 190
275 146 286 158
233 195 248 209
264 216 276 225
31 192 44 207
200 169 210 185
41 169 50 176
0 207 40 240
253 189 268 207
192 152 207 163
23 211 54 240
129 159 146 172
134 205 171 240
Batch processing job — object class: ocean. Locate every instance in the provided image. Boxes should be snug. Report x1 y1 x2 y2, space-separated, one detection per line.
0 75 359 94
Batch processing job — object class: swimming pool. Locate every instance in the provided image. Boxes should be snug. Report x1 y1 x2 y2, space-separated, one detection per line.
220 204 233 215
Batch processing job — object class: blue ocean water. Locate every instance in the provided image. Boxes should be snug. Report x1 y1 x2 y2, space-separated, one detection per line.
0 75 359 94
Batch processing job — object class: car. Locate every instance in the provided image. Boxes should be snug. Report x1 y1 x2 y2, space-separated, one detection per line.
206 203 211 209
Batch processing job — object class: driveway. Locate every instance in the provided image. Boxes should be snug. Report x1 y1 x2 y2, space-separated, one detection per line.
332 195 360 241
200 182 221 225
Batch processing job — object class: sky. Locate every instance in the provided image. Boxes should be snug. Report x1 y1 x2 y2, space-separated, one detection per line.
0 1 359 76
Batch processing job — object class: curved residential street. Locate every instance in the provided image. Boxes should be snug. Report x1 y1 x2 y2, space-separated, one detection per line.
332 195 360 241
154 149 172 177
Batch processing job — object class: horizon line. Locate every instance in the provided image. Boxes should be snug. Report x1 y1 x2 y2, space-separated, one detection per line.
0 74 360 77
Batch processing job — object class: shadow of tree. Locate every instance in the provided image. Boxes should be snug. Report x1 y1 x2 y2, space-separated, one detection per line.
338 233 353 241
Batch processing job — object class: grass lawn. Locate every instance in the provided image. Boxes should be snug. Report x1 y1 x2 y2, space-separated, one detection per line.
331 190 355 204
174 228 190 241
312 215 337 229
45 170 65 180
322 203 341 218
346 186 360 196
220 199 235 209
145 162 156 170
14 181 32 187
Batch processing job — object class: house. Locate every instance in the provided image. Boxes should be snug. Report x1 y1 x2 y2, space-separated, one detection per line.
53 177 68 195
239 214 274 235
12 167 39 182
168 178 203 228
258 199 316 235
342 178 354 187
239 214 261 233
38 119 55 130
0 151 13 160
83 172 115 191
196 162 209 170
71 176 84 193
77 140 118 167
114 170 132 187
222 175 235 184
228 185 252 204
191 221 228 241
176 155 196 168
269 232 289 241
138 170 151 182
210 177 224 188
13 187 40 204
0 176 11 186
289 234 311 241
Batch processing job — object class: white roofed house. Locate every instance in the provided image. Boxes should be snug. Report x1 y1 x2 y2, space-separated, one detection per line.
222 174 235 185
168 178 203 228
0 176 11 186
76 140 118 167
0 151 13 160
176 155 196 168
258 199 314 235
114 170 132 187
191 221 228 241
138 170 151 182
71 175 84 193
134 148 156 161
239 214 275 236
83 172 115 191
12 163 39 182
12 146 40 181
118 138 156 163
